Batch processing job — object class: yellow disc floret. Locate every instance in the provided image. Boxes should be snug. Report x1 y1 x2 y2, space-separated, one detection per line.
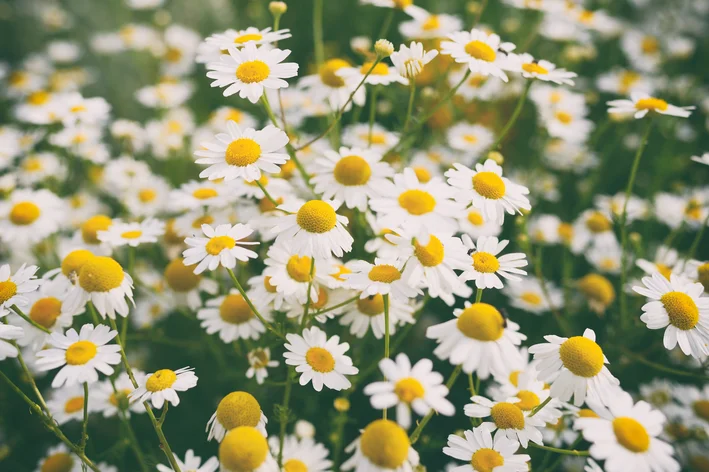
490 402 525 430
9 201 41 225
319 59 349 88
296 200 337 233
284 459 308 472
61 249 95 278
394 377 425 403
472 252 500 273
29 297 63 329
578 273 615 308
206 236 236 256
585 212 611 233
398 189 436 215
286 255 313 282
78 256 124 293
219 294 254 324
357 294 385 316
64 396 84 414
522 62 549 75
81 215 113 244
464 40 496 62
305 347 335 373
414 235 445 267
635 97 668 112
333 155 372 186
225 138 262 167
216 391 262 429
164 259 201 292
472 172 506 200
360 419 410 469
146 369 177 392
470 448 504 472
193 188 218 200
219 426 268 472
514 390 541 411
612 417 650 452
0 279 17 304
660 291 699 330
456 303 505 341
65 340 98 365
559 336 604 377
234 33 263 44
368 265 402 283
235 60 270 84
40 452 74 472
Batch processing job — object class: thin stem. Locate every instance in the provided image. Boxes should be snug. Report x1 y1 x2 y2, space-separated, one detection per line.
475 288 483 303
11 304 50 334
472 0 489 26
256 179 280 208
529 396 551 417
486 80 532 153
382 293 390 420
299 258 317 330
80 383 90 452
14 344 50 412
226 268 286 340
367 86 379 147
544 436 582 472
309 295 358 319
467 373 481 427
620 347 709 381
403 81 416 133
527 443 589 456
278 370 293 467
686 211 709 262
409 365 462 444
313 0 325 66
157 403 169 427
109 377 148 472
377 9 394 39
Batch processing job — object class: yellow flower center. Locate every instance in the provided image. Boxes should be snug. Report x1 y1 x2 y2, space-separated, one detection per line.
65 340 98 365
559 336 604 377
319 58 349 88
286 255 313 283
655 263 673 280
357 294 385 316
469 74 487 87
30 297 62 329
472 172 506 200
394 377 425 403
216 391 262 429
360 62 390 75
584 213 611 234
698 263 709 291
23 157 43 172
369 133 387 145
192 215 215 229
40 452 74 472
78 256 124 293
64 396 84 414
61 249 94 278
206 235 236 256
660 291 699 330
219 426 268 472
146 369 177 392
166 120 182 134
635 97 668 112
612 417 650 452
305 347 335 373
219 294 254 324
414 235 445 267
250 349 271 369
558 223 573 243
27 90 50 105
368 265 402 283
164 259 201 292
578 408 599 418
0 279 17 304
398 189 436 215
234 33 263 44
109 389 131 407
9 201 41 225
393 0 413 7
333 155 372 186
235 60 270 84
470 448 504 472
555 111 573 124
522 62 549 75
138 188 157 203
296 200 337 233
164 47 182 63
193 188 218 200
641 36 659 54
412 166 431 183
464 40 496 62
578 273 615 307
514 390 541 411
309 287 329 310
330 264 352 282
360 419 410 469
693 400 709 422
422 15 440 30
619 71 640 94
578 9 594 23
81 215 112 244
472 252 500 273
284 459 308 472
456 303 505 341
121 230 142 239
262 276 278 293
490 402 525 430
686 199 702 221
520 292 542 306
464 135 478 144
225 138 262 167
509 370 520 387
467 210 484 226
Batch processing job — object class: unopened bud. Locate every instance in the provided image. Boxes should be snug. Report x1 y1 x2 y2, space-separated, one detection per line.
334 397 350 412
487 151 504 165
351 36 372 55
294 419 315 439
466 1 481 14
629 232 641 244
374 39 394 58
269 1 287 15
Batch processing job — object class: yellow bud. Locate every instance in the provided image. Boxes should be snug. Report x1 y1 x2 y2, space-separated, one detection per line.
269 1 287 15
374 39 394 58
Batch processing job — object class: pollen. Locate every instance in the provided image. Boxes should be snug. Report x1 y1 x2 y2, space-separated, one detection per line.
81 215 113 244
414 235 445 267
9 201 41 225
219 294 254 324
64 396 84 414
78 256 124 293
412 166 432 183
522 62 549 75
284 459 308 472
216 391 262 429
585 212 611 233
468 210 484 226
514 390 541 411
472 172 506 200
360 62 390 75
394 377 425 403
40 452 74 472
29 297 62 329
164 259 201 292
121 230 142 239
457 303 505 341
555 111 573 124
333 155 372 186
472 252 500 273
398 189 436 215
61 249 95 278
470 448 504 472
296 200 337 233
559 336 604 377
520 292 542 306
612 417 650 452
0 279 17 304
206 235 236 256
578 273 615 307
225 138 262 167
65 340 98 365
360 419 410 469
305 347 336 373
464 40 496 62
286 255 313 282
235 60 270 84
219 426 268 472
319 58 349 88
193 188 219 200
660 291 699 330
368 264 402 283
146 369 177 392
234 33 263 44
635 97 668 112
357 294 385 316
490 402 525 430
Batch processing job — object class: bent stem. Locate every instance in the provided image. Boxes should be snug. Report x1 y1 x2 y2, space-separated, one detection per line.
278 369 294 467
409 365 462 444
486 80 532 153
11 304 51 334
13 343 50 413
527 442 589 456
226 268 286 340
309 295 358 319
529 396 551 417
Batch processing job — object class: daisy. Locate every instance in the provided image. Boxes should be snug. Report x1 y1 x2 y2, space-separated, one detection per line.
342 419 420 472
540 106 594 143
122 176 172 217
0 188 65 245
426 302 526 378
271 199 353 259
575 391 680 472
529 328 620 407
170 180 238 211
35 324 121 388
691 152 709 166
311 146 394 211
97 218 165 248
597 68 654 96
464 395 546 447
130 366 198 409
364 353 455 429
284 285 352 324
460 235 528 290
157 450 219 472
283 326 358 392
0 323 23 361
262 242 333 305
206 27 292 50
456 208 503 239
665 384 709 435
198 289 270 342
342 258 421 302
570 209 617 255
34 445 82 472
492 368 563 423
399 13 463 40
441 28 517 82
267 435 333 472
632 273 709 359
195 122 289 182
446 123 495 162
247 273 289 311
0 263 40 316
607 92 695 119
443 426 531 472
578 273 616 314
513 53 577 85
502 277 563 314
390 41 438 79
338 56 408 88
183 223 259 274
446 159 531 226
338 292 415 339
206 42 299 103
163 258 219 310
219 426 279 472
63 256 134 319
18 152 65 185
47 384 91 425
586 240 622 274
136 80 194 109
449 68 505 102
298 58 366 111
360 0 429 18
594 192 649 223
206 391 268 442
92 371 145 417
56 92 111 126
247 347 279 385
636 246 680 280
621 30 662 73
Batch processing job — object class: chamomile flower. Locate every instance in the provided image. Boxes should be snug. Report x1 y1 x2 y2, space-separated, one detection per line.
338 59 408 87
364 353 455 429
343 258 421 301
390 41 438 79
399 13 463 40
195 122 290 182
163 258 218 310
283 326 358 392
502 277 563 314
607 92 695 119
206 43 299 103
247 348 279 385
597 68 654 96
206 391 268 442
621 31 662 73
586 240 622 274
0 263 40 316
691 152 709 166
464 396 546 447
97 218 165 248
460 235 528 290
206 27 292 50
360 0 428 18
446 124 495 162
446 159 531 226
219 427 278 472
198 289 270 343
0 188 65 245
541 106 594 143
665 384 709 435
529 328 620 407
34 445 82 472
299 58 366 111
456 208 503 238
426 302 526 378
633 273 709 359
157 450 219 472
636 246 680 280
0 323 23 361
267 435 333 472
513 53 577 85
441 28 517 82
271 199 353 259
130 367 197 409
47 384 91 425
36 324 121 388
578 273 616 314
594 192 649 223
338 292 415 339
570 209 617 254
63 256 134 319
17 152 65 186
262 242 333 305
170 180 238 211
443 425 531 472
92 371 145 417
342 419 420 472
311 147 394 211
183 223 259 274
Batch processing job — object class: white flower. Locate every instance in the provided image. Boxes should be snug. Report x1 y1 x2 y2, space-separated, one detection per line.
691 152 709 166
267 435 333 472
299 58 366 111
597 68 654 96
97 218 165 248
0 263 40 317
460 235 528 290
633 273 709 359
47 384 91 425
195 122 290 182
205 27 292 50
464 396 546 447
441 28 517 82
206 391 268 442
338 291 415 339
338 59 408 87
34 445 82 472
170 180 239 212
36 324 121 388
443 425 531 472
502 277 563 314
342 123 399 153
63 256 134 319
607 92 694 119
446 123 495 162
399 13 463 39
513 53 577 85
183 223 259 274
247 348 279 385
262 242 333 305
129 366 198 409
456 208 503 239
198 289 270 343
343 258 421 302
283 326 358 392
56 92 111 126
92 372 145 417
0 323 23 361
157 449 219 472
364 353 455 429
0 188 65 245
342 419 419 472
390 41 438 79
570 209 617 255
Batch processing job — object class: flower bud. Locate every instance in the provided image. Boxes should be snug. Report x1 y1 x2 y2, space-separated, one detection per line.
269 1 287 15
374 39 394 58
487 151 504 165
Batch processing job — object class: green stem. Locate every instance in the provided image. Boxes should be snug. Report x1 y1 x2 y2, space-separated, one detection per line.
309 295 358 319
278 370 293 467
486 80 532 153
544 436 582 472
467 373 481 427
472 0 489 26
475 288 483 303
299 258 317 330
256 179 280 208
402 81 416 133
686 211 709 262
527 443 589 456
529 396 551 417
226 268 286 340
382 293 390 420
368 86 379 147
313 0 325 66
409 365 462 444
377 9 394 39
13 343 50 412
620 348 709 381
11 304 50 334
80 383 90 452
